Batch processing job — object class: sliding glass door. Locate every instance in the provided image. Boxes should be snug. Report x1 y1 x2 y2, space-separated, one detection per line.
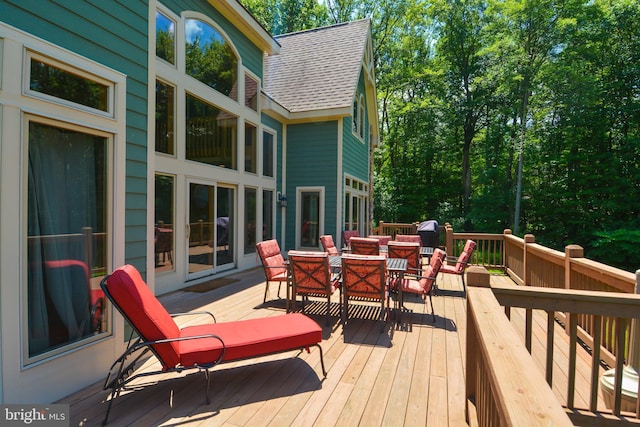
187 181 235 280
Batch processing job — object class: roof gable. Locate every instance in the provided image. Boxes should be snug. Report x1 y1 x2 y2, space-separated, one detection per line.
263 19 371 114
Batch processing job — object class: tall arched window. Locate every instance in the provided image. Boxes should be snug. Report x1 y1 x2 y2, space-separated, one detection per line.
185 19 238 100
353 92 366 140
358 93 365 139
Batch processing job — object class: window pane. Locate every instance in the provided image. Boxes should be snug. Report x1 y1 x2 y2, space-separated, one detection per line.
30 59 108 112
185 19 237 100
359 96 365 138
263 131 274 177
301 192 319 247
216 187 234 266
155 80 175 155
155 174 174 272
352 197 360 232
245 74 258 110
352 97 358 133
27 121 108 357
156 12 175 64
188 183 214 273
244 188 257 254
344 192 350 231
245 123 257 174
263 190 274 240
186 93 237 169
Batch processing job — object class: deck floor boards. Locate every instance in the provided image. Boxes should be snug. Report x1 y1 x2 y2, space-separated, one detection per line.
60 267 613 426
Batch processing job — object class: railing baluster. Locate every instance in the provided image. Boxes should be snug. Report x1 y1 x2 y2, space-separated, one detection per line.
614 318 626 415
590 315 602 412
546 310 554 386
525 308 532 353
567 312 577 409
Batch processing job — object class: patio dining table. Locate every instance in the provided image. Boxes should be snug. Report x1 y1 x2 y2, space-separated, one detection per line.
285 254 409 322
343 245 434 256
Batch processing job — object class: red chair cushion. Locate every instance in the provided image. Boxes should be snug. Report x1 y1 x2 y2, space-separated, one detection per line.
178 313 322 367
257 240 287 279
107 265 181 369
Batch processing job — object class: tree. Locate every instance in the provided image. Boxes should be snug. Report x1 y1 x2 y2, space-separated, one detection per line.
241 0 329 34
431 0 490 222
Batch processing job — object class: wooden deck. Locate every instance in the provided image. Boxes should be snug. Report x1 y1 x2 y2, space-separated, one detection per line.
61 268 609 426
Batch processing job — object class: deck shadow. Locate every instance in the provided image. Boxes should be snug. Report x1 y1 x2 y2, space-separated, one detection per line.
99 357 323 426
394 309 458 332
435 288 466 298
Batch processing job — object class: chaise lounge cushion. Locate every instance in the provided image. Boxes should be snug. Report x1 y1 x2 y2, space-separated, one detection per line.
179 314 322 367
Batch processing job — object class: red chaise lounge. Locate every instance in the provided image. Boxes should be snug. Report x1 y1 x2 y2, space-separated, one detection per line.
100 264 326 425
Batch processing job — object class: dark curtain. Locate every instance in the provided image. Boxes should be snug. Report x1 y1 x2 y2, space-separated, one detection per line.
27 122 104 356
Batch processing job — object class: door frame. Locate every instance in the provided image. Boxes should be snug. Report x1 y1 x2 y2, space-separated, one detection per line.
186 177 237 281
295 186 325 249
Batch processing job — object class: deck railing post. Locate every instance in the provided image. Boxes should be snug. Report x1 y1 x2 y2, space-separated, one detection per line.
467 265 491 288
446 224 453 256
564 245 583 335
523 234 535 287
630 271 640 372
465 265 490 424
503 229 512 271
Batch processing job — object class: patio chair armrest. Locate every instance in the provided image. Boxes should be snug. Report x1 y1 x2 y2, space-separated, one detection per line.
171 311 217 323
445 256 472 265
405 267 423 275
263 264 287 269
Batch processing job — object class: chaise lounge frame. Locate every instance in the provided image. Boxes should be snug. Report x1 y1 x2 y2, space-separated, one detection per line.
100 264 326 425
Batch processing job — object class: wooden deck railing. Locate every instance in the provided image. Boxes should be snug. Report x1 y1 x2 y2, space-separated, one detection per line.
376 221 638 367
372 221 420 239
466 280 574 426
467 268 640 424
377 221 640 423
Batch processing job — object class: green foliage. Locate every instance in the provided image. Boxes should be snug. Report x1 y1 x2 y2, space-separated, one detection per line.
590 230 640 272
245 0 640 271
241 0 329 34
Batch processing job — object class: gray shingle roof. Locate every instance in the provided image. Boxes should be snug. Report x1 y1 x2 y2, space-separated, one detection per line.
263 19 370 114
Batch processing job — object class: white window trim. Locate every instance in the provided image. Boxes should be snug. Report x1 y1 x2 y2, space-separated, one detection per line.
154 78 177 159
244 68 261 115
24 50 116 119
261 126 276 180
151 3 272 286
295 186 325 249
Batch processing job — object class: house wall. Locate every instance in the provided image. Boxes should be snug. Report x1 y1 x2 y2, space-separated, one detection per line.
0 0 148 404
284 121 339 251
2 0 150 273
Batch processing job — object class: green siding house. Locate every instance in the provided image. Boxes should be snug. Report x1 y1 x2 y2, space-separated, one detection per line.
0 0 378 404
